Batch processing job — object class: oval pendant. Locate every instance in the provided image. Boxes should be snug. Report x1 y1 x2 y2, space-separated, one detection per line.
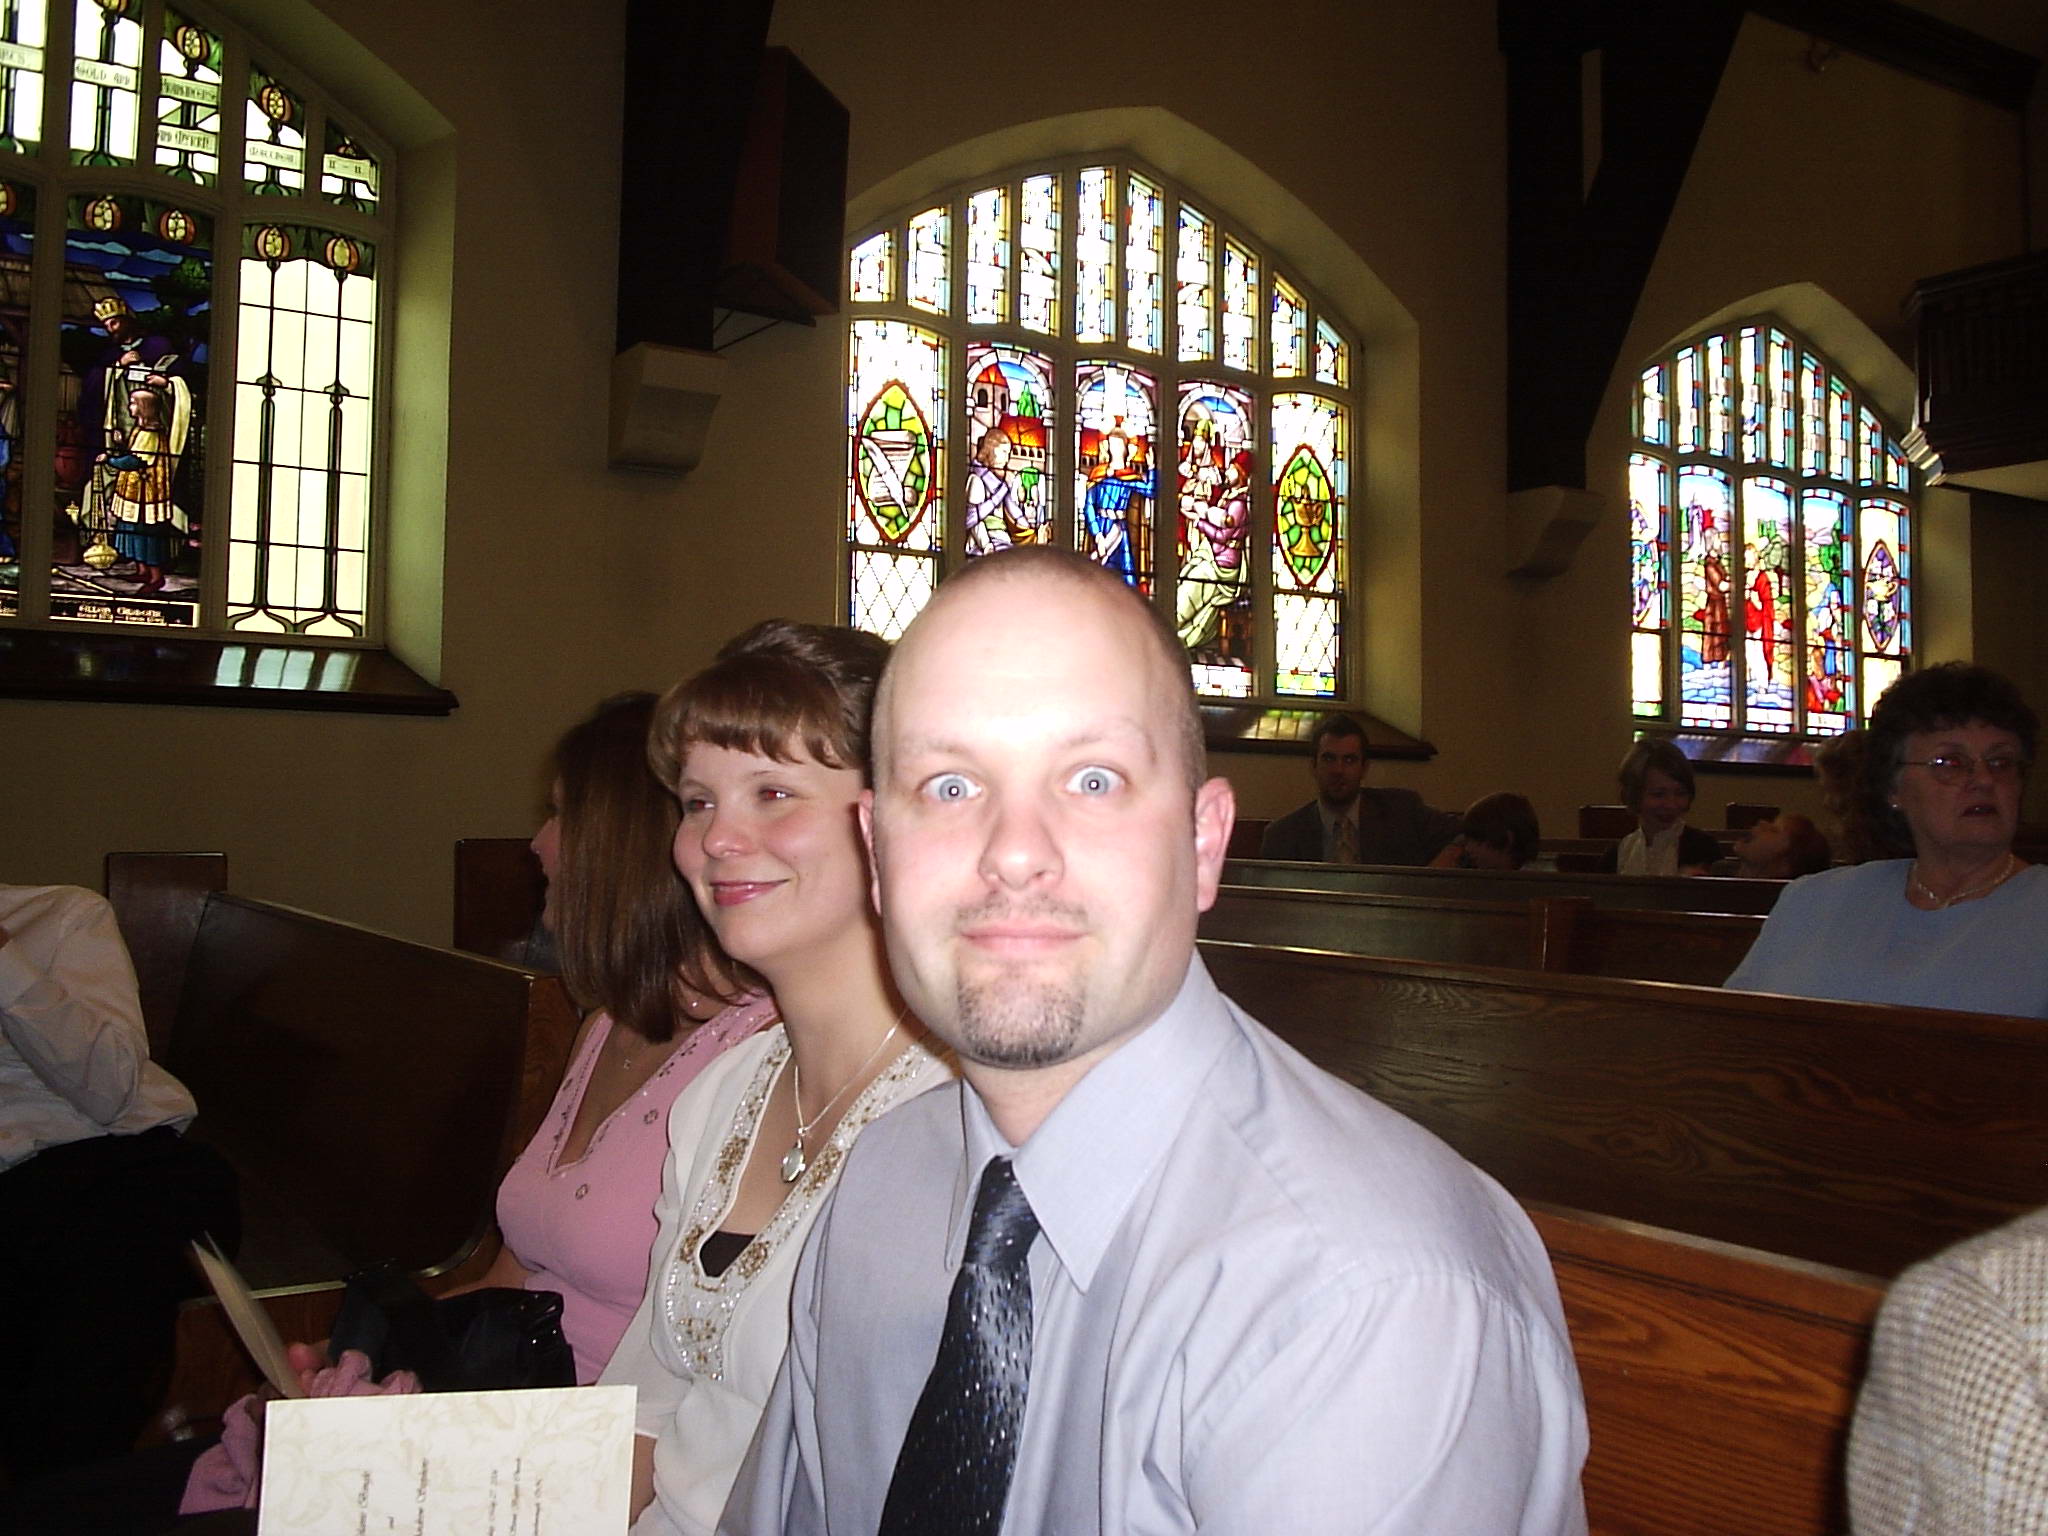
779 1143 807 1183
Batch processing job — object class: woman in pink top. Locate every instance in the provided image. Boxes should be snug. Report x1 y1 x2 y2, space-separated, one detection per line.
471 692 772 1382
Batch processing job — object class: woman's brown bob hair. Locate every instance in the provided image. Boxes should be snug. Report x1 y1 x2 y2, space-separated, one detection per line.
649 619 892 790
550 692 727 1041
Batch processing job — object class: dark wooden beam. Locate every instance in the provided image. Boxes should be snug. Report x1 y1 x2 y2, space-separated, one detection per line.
616 0 776 354
1751 0 2039 113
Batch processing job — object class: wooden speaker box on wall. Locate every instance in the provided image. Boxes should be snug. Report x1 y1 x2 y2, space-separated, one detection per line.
718 48 849 324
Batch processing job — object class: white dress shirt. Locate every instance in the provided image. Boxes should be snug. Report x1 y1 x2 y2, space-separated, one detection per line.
0 883 195 1173
723 957 1588 1535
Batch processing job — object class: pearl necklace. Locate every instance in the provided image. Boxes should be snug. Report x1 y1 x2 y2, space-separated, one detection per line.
780 1020 902 1183
1908 853 2020 910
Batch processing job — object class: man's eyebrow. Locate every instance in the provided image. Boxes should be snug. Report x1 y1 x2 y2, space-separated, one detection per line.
891 719 1160 763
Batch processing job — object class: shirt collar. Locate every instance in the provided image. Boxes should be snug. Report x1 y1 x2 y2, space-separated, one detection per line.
946 955 1235 1292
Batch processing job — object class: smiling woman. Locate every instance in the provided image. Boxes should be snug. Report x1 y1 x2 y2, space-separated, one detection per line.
1725 663 2048 1016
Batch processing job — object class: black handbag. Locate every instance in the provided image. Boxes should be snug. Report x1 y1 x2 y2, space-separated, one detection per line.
329 1260 576 1393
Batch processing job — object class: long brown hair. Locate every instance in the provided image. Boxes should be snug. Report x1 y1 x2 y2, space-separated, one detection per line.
550 692 726 1041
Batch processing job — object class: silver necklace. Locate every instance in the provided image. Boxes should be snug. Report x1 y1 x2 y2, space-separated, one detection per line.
780 1020 902 1184
1908 853 2019 910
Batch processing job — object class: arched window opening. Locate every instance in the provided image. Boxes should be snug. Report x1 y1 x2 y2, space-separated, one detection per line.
844 158 1356 702
1629 320 1913 737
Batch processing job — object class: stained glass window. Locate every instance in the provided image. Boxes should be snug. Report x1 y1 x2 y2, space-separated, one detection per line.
154 11 220 184
906 205 948 315
1 9 392 641
70 0 140 166
845 160 1359 701
1631 320 1913 736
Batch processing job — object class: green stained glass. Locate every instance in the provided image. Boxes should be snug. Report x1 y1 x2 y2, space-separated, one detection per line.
1270 392 1346 697
1739 477 1795 732
847 318 944 638
0 0 46 155
855 382 932 543
320 119 379 211
1176 381 1253 697
965 342 1054 555
69 0 140 166
154 10 221 184
244 66 305 195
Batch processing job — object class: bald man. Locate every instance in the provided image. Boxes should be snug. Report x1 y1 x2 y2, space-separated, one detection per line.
722 547 1587 1535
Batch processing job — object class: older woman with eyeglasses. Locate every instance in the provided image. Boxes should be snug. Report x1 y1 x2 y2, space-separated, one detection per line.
1726 663 2048 1016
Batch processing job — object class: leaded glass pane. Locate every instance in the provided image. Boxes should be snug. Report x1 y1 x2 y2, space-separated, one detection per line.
1176 204 1213 362
849 231 891 303
1739 326 1764 464
1074 167 1113 344
0 0 46 155
1799 354 1825 475
1271 276 1305 378
906 205 949 315
1221 238 1256 372
1801 488 1854 731
1636 365 1667 445
154 11 221 184
1675 346 1700 451
1827 377 1851 480
321 120 379 210
1882 433 1909 491
965 186 1008 326
1740 477 1794 733
0 177 29 617
1705 332 1731 458
1856 405 1880 485
244 67 305 194
1074 360 1156 588
1627 452 1668 714
964 342 1053 555
1314 320 1348 388
70 0 140 166
1768 330 1794 468
50 193 210 628
227 225 375 636
1018 174 1058 336
1124 173 1160 354
1175 381 1254 697
1677 464 1732 728
1859 497 1909 661
847 318 944 638
1270 392 1345 697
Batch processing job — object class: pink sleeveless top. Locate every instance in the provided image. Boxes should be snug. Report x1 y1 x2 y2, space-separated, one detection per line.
495 995 774 1382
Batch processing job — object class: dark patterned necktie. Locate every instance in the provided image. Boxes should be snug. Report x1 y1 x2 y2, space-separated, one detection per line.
877 1155 1040 1535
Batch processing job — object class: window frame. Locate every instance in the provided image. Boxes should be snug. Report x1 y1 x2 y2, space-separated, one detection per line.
842 152 1363 707
1627 315 1916 743
0 0 396 652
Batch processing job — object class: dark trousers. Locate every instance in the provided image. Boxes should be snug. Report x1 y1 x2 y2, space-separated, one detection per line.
0 1127 239 1483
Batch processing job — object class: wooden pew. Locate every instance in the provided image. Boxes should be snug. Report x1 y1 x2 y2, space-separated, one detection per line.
105 857 579 1425
1202 884 1762 986
1532 1203 1882 1536
453 835 553 968
1224 856 1787 914
1199 939 2048 1278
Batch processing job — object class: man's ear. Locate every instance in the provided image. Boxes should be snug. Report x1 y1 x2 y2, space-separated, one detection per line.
858 788 882 914
1192 776 1236 912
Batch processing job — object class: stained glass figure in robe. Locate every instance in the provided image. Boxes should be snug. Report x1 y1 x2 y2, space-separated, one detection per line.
0 178 31 615
963 343 1053 556
1676 465 1732 727
244 68 305 194
849 231 892 304
1627 453 1669 715
49 194 210 627
1073 361 1156 589
1801 488 1853 729
1740 478 1794 732
1270 393 1346 697
906 206 949 315
0 0 45 155
228 225 376 637
1074 167 1114 345
846 319 944 640
1018 174 1058 336
1176 205 1213 362
1174 382 1254 696
965 186 1008 325
154 11 221 184
70 0 140 166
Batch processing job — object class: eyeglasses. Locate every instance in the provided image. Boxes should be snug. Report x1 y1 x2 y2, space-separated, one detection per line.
1898 753 2030 785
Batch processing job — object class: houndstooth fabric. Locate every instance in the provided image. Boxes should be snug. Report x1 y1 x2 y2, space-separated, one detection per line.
1848 1205 2048 1535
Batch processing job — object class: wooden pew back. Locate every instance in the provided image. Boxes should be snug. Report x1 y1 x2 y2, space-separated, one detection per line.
452 835 551 967
1202 884 1764 985
1200 939 2048 1277
1223 856 1786 913
1533 1203 1881 1536
166 892 577 1285
104 851 228 1058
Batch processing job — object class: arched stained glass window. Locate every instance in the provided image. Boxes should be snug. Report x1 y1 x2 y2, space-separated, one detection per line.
0 0 391 640
1630 321 1913 736
845 158 1357 701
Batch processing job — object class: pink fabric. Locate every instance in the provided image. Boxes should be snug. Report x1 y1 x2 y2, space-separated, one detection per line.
178 1351 420 1514
496 996 774 1382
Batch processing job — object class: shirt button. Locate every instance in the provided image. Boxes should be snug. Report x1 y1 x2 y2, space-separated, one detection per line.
574 1183 590 1200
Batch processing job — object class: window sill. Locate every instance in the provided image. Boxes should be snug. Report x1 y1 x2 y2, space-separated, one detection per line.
1200 704 1435 761
0 629 457 715
1648 730 1820 776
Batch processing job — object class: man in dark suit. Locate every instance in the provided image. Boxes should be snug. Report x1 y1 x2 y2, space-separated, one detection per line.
1259 714 1457 865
